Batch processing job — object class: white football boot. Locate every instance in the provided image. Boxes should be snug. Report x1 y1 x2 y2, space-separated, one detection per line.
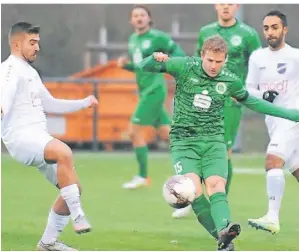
73 214 92 234
172 205 192 219
248 215 280 234
37 240 77 251
122 175 149 189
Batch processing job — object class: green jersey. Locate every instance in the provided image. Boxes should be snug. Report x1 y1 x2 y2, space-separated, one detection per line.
124 29 185 96
137 55 299 143
197 20 261 84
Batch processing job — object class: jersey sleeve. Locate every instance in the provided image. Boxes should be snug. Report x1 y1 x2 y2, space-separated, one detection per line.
246 52 263 99
230 79 249 102
137 55 187 79
195 29 204 56
123 61 135 72
241 94 299 122
1 66 19 116
39 81 90 114
246 29 262 55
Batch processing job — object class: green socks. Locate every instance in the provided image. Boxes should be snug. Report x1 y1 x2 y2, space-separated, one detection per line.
192 195 218 239
226 159 233 194
209 192 231 233
135 146 148 178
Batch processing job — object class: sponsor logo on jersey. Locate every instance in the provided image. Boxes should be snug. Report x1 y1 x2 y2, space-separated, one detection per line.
142 40 151 49
216 82 227 94
277 63 287 74
193 91 212 111
260 80 288 93
230 35 242 46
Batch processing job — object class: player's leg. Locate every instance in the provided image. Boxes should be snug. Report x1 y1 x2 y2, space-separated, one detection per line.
43 139 91 234
123 96 164 189
170 147 218 240
156 107 171 142
202 142 240 250
248 153 284 234
5 130 87 250
154 108 193 219
247 129 298 234
38 196 74 251
224 105 242 194
38 164 82 250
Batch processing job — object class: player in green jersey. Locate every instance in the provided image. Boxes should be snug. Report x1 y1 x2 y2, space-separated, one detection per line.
174 3 262 218
117 5 185 189
137 35 299 250
174 4 262 219
207 3 261 186
199 3 262 190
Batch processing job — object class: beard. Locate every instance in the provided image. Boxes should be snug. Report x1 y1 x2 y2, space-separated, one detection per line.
267 33 284 48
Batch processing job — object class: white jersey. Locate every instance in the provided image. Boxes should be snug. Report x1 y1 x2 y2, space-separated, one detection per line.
1 55 90 143
246 44 299 135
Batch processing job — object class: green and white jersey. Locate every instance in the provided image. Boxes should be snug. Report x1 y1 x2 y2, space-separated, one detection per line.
124 29 185 96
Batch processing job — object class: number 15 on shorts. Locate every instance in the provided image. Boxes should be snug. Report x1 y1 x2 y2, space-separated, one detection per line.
174 161 183 174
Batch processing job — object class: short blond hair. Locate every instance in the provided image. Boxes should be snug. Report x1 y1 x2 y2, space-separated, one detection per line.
201 35 228 56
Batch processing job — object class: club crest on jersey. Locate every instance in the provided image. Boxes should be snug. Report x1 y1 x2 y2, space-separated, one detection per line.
216 82 227 94
277 63 287 74
230 35 242 46
142 40 151 49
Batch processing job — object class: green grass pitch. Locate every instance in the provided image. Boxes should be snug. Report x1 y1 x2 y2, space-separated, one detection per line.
1 152 298 251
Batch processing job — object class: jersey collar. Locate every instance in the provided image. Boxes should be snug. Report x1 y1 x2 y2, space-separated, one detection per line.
9 54 30 67
217 19 239 30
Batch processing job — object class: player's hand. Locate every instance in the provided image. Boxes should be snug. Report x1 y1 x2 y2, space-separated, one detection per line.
87 95 98 108
153 52 169 62
117 56 129 68
263 90 279 103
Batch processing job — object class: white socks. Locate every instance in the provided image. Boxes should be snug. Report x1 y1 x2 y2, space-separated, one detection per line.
266 169 285 222
41 210 70 244
60 184 84 221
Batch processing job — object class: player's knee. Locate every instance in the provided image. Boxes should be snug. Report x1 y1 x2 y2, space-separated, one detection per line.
265 154 284 170
128 125 142 141
128 130 137 140
184 173 203 197
57 145 73 164
205 176 226 196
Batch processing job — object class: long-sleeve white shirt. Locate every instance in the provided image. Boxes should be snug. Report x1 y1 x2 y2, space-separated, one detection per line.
246 44 299 135
1 55 90 139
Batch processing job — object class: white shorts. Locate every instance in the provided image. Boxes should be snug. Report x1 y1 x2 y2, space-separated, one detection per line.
267 124 299 173
3 128 58 186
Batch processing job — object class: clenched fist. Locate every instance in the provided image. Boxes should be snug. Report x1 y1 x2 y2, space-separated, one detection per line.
153 52 169 62
117 56 129 68
87 95 98 108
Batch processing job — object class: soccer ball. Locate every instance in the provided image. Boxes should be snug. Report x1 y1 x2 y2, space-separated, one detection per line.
162 175 196 209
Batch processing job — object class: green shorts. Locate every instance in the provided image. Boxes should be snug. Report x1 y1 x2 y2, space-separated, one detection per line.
131 92 171 127
224 105 243 149
170 139 228 180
